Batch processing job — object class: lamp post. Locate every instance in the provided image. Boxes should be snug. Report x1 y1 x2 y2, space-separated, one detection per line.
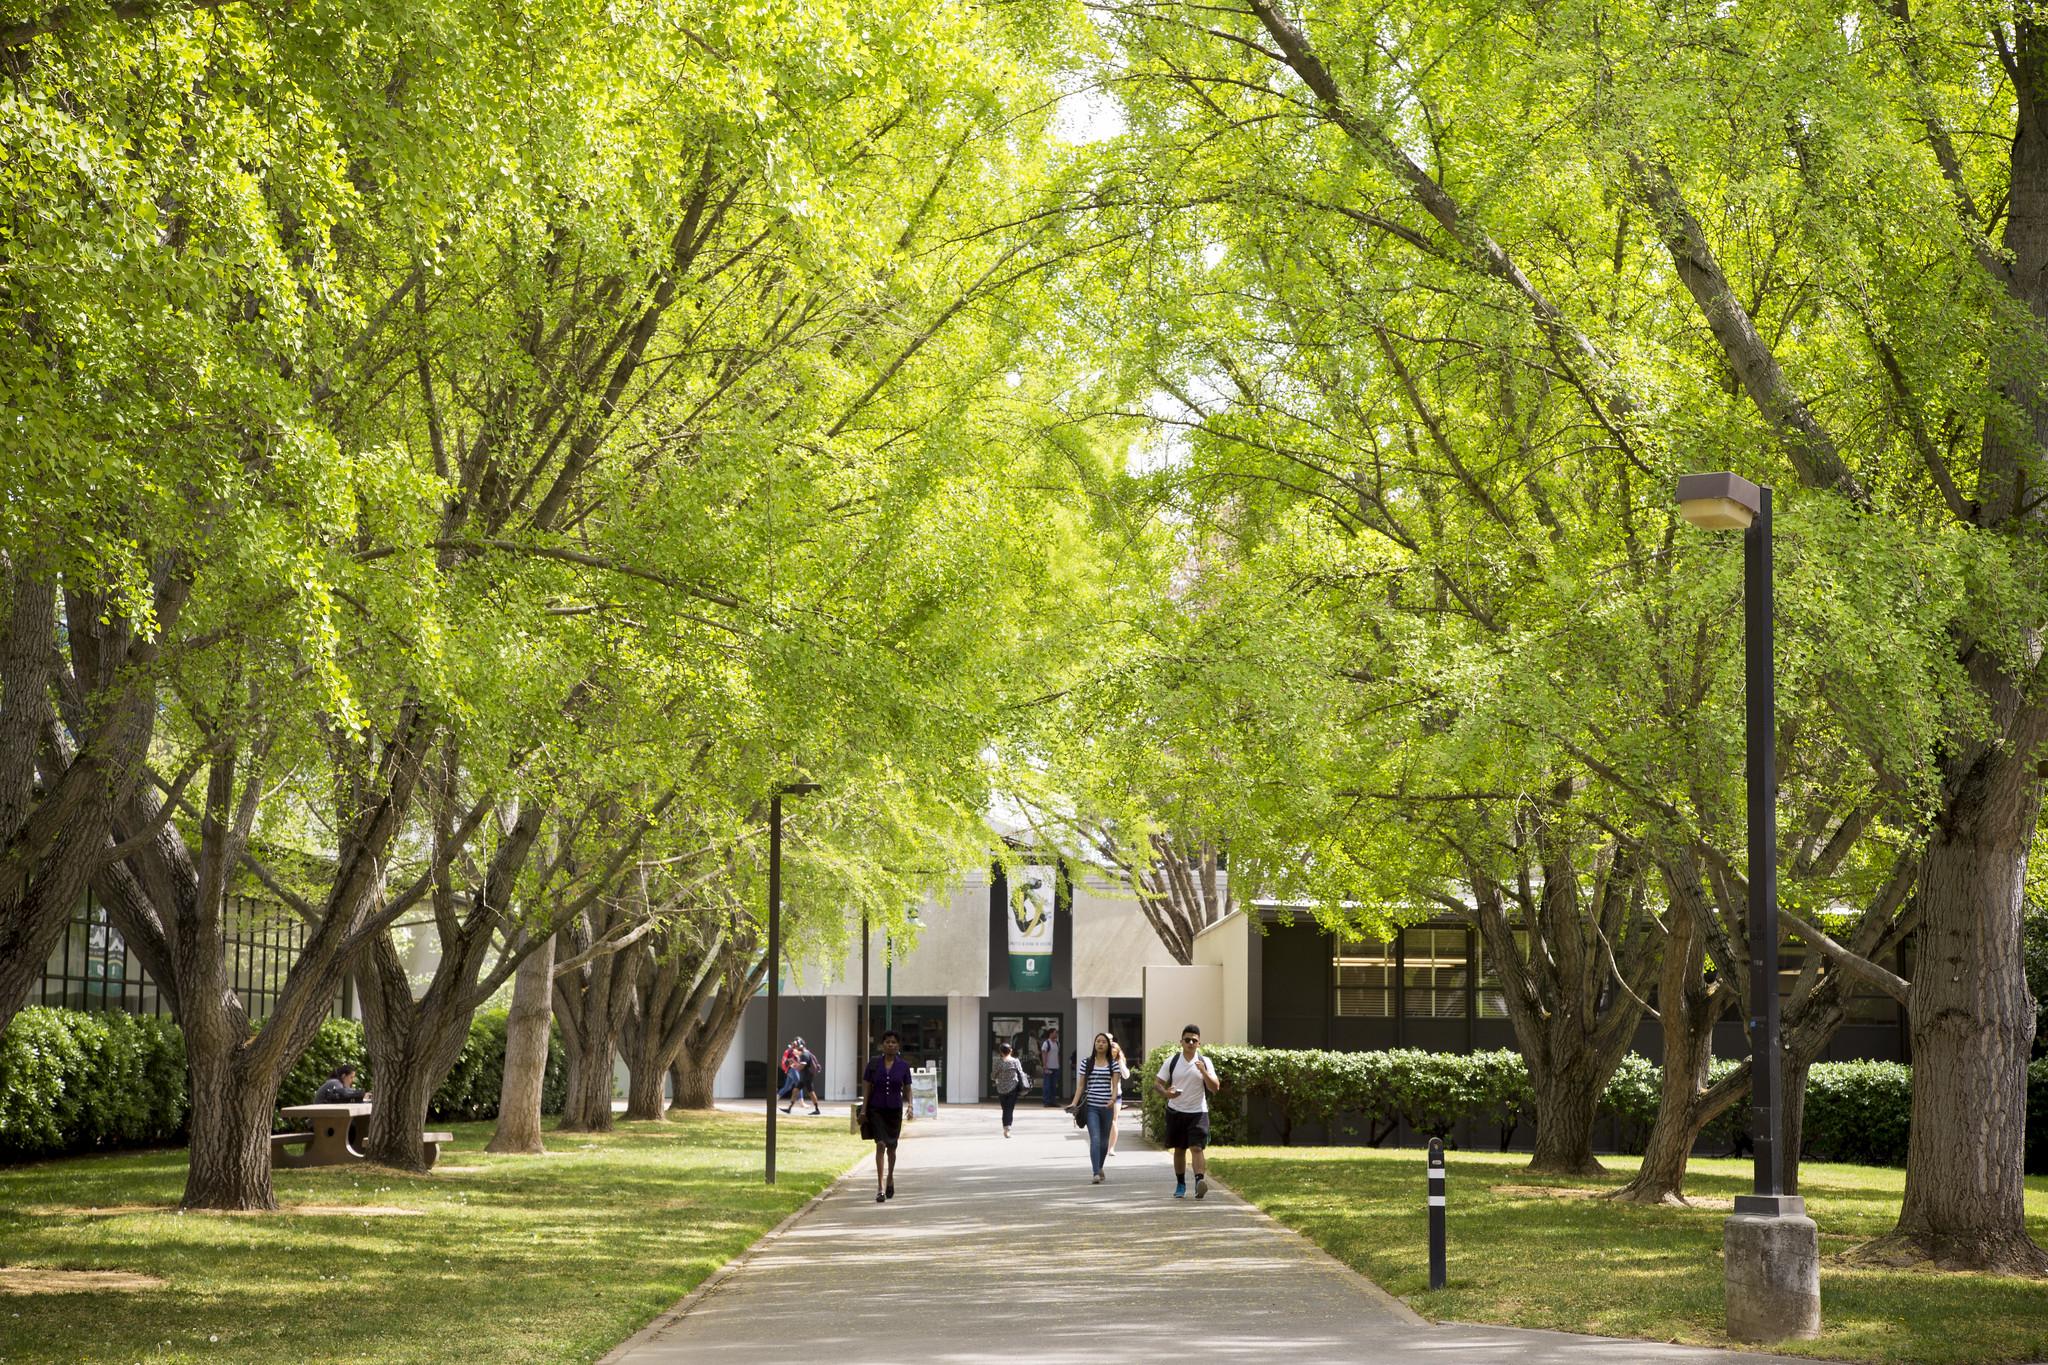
766 779 820 1186
1674 472 1819 1342
859 909 870 1103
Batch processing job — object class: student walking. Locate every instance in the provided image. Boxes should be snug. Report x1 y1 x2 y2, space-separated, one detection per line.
798 1042 822 1115
989 1043 1026 1137
1067 1032 1127 1183
1038 1026 1060 1107
1154 1024 1221 1199
778 1038 807 1113
862 1030 913 1203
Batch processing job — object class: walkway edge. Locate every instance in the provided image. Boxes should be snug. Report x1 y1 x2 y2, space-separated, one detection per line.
1199 1166 1430 1327
595 1150 870 1365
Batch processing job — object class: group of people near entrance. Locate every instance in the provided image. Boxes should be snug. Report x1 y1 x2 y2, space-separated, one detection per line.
859 1023 1220 1204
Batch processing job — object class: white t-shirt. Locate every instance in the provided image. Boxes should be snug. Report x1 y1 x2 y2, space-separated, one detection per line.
1156 1050 1216 1114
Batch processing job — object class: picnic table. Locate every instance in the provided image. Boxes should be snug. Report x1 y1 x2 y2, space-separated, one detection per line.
272 1103 452 1170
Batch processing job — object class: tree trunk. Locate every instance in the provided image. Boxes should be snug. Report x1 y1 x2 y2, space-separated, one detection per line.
1779 1053 1812 1197
669 1055 714 1111
557 1033 615 1131
182 1048 279 1211
1853 801 2048 1273
1614 873 1740 1203
1527 1061 1607 1176
624 1052 668 1120
489 936 555 1154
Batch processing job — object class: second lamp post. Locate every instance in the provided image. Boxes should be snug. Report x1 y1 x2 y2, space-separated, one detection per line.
765 779 819 1185
1673 471 1819 1342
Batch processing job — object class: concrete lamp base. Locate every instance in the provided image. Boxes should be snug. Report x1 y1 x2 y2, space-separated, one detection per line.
1724 1195 1821 1343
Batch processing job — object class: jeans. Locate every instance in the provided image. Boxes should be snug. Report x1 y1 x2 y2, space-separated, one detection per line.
777 1070 802 1099
1042 1065 1058 1106
1084 1103 1113 1175
999 1089 1019 1128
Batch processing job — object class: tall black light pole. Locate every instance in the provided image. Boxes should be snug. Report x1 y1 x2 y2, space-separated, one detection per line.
766 779 820 1186
1674 472 1818 1342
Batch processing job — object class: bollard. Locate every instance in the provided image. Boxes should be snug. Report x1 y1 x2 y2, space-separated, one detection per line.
1426 1138 1446 1290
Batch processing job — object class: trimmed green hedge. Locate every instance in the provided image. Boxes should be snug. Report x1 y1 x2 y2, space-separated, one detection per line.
1139 1045 1534 1149
0 1007 188 1159
1140 1044 2048 1173
2 1006 566 1161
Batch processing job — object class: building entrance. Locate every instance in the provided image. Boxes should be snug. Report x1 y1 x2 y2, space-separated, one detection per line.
869 1004 946 1095
1109 1010 1143 1098
988 1012 1063 1102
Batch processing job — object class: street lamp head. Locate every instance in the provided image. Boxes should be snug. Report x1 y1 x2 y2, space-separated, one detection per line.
1675 471 1762 530
778 780 822 796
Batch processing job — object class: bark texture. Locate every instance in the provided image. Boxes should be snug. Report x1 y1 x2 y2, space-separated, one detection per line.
489 934 556 1154
1613 863 1744 1205
1468 829 1659 1176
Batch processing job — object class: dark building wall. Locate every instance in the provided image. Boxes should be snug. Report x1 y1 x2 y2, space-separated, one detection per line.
1258 917 1908 1081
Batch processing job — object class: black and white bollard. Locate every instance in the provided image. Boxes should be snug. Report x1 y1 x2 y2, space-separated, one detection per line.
1426 1138 1446 1290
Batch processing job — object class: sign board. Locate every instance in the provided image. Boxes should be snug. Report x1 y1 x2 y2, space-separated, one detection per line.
910 1066 939 1121
1007 863 1056 991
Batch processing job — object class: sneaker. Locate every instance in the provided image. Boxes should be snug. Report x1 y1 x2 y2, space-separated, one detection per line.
1092 1172 1104 1184
1195 1175 1208 1200
1174 1180 1187 1199
810 1107 822 1115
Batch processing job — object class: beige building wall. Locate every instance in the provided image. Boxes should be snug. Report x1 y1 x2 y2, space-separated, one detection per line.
1071 875 1181 997
796 870 992 998
1191 911 1250 1045
1142 964 1224 1058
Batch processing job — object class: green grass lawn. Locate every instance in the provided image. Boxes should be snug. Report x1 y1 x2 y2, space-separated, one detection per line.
0 1111 864 1364
1209 1145 2048 1365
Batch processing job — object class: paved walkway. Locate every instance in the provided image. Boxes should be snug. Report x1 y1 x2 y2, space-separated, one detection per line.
608 1105 1803 1365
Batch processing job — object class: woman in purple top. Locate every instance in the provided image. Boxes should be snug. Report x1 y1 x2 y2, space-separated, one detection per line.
861 1030 914 1203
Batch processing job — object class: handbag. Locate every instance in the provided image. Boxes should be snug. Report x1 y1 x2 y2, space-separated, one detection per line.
1072 1059 1090 1126
857 1102 874 1141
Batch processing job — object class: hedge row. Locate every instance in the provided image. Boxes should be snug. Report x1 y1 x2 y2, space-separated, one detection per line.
0 1008 188 1159
0 1006 566 1161
1139 1044 2048 1174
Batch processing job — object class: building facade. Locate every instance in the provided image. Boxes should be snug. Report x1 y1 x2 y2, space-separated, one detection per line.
721 865 1178 1103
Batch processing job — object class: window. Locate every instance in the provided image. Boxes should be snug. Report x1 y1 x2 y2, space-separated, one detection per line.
1334 939 1394 1017
1475 929 1529 1019
37 892 346 1021
1402 927 1468 1019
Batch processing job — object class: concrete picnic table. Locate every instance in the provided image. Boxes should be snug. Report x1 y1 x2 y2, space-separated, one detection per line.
273 1104 453 1170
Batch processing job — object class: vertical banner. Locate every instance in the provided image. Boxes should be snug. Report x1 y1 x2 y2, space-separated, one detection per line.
1007 863 1056 991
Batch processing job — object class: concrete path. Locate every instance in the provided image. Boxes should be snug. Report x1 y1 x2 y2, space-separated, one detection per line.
607 1105 1803 1365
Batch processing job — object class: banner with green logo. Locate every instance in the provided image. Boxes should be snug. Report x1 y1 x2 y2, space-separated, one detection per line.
1007 863 1055 991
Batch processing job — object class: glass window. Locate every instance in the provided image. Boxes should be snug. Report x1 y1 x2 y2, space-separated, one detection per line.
1334 939 1394 1017
1403 927 1468 1019
1476 929 1529 1019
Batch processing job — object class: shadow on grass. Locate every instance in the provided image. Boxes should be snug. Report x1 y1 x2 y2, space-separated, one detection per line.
1208 1146 2048 1365
0 1112 865 1365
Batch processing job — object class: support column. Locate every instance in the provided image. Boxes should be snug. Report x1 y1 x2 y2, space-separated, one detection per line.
825 995 858 1100
947 993 983 1104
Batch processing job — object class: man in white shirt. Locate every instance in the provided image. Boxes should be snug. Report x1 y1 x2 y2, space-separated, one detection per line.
1039 1026 1060 1107
1153 1023 1221 1199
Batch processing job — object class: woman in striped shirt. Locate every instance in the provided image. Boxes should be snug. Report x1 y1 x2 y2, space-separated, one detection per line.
1068 1032 1127 1182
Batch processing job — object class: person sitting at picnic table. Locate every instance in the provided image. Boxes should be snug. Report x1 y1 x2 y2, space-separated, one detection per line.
312 1064 371 1104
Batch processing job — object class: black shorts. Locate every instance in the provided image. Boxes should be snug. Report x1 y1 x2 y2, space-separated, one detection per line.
870 1106 904 1150
1164 1108 1210 1150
